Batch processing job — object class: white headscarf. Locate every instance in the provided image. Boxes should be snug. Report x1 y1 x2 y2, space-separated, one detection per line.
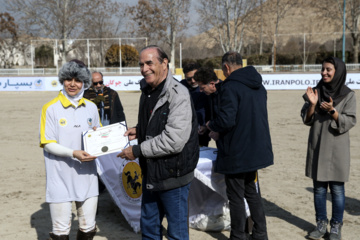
61 84 85 107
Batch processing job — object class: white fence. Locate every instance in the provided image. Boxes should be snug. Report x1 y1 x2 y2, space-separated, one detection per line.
0 67 141 76
1 64 360 76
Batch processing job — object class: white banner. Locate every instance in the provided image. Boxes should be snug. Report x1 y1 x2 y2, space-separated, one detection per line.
96 146 240 233
261 73 360 90
0 75 183 91
96 152 142 233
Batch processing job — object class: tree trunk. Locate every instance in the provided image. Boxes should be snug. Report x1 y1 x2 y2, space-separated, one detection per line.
352 33 359 64
171 31 176 71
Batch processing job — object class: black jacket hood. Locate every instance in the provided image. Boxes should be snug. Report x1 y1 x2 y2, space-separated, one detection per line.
226 66 262 89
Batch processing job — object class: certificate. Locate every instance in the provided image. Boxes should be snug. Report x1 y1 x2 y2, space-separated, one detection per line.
83 121 129 157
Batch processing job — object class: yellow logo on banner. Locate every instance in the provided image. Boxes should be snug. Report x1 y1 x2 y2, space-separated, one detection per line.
122 162 142 198
59 118 67 127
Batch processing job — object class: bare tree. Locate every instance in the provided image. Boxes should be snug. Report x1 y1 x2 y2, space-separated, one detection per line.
259 0 264 54
128 0 190 68
262 0 301 66
80 0 127 67
196 0 257 54
0 12 18 68
311 0 360 63
6 0 90 65
336 0 360 63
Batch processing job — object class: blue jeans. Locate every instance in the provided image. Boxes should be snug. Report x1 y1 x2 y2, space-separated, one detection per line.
140 181 191 240
313 180 345 224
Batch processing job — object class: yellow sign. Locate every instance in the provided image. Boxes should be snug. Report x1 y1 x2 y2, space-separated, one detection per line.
121 162 142 198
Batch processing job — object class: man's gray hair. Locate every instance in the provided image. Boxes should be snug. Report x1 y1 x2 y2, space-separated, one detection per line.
140 45 169 66
222 51 243 67
58 60 91 88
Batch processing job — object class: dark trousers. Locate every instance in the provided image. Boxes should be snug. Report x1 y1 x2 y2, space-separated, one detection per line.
225 171 268 240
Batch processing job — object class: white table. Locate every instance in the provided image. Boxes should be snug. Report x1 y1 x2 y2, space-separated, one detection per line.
96 147 234 233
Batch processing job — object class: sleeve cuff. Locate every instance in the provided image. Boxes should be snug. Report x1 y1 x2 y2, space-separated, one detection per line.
132 144 143 158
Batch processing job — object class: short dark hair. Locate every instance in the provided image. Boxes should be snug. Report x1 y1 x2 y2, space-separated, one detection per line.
183 62 200 74
222 51 242 67
140 45 169 64
194 67 218 85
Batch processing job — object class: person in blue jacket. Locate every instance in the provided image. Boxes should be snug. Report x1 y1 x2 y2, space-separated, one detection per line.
207 51 273 240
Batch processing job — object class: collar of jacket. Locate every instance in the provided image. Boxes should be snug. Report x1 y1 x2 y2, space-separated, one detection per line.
141 70 180 122
140 70 178 99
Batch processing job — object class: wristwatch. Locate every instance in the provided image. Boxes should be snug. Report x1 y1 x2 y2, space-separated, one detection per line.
329 108 336 115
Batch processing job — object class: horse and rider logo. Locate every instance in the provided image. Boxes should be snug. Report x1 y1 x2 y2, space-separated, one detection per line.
121 161 142 199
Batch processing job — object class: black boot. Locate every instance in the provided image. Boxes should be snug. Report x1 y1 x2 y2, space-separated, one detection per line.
76 228 96 240
48 232 69 240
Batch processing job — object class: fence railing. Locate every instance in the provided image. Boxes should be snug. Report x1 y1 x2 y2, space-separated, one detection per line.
0 67 141 76
1 64 360 76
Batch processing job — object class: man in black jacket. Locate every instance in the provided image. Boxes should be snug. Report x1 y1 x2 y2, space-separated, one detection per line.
193 67 221 141
207 52 273 240
180 63 211 146
84 71 126 126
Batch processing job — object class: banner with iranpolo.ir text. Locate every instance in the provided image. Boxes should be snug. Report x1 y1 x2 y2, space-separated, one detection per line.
0 75 183 91
1 73 360 91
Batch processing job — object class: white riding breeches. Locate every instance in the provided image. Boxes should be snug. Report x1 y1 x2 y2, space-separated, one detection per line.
49 196 98 235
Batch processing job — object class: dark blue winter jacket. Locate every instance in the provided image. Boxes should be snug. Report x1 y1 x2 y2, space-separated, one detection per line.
208 66 273 174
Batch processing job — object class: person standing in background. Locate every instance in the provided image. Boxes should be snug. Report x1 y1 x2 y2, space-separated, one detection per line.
207 52 273 240
180 62 211 146
193 67 221 142
301 56 356 240
84 71 126 126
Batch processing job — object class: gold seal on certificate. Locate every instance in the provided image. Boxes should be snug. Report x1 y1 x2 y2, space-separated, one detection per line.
83 121 129 157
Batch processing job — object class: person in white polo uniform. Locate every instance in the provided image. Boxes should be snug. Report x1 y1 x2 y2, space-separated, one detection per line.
39 60 101 240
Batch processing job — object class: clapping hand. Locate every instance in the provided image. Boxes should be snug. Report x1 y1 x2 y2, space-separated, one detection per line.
306 87 318 106
320 97 334 112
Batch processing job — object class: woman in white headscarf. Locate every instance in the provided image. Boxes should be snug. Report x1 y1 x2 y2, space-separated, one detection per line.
39 60 101 240
301 57 356 240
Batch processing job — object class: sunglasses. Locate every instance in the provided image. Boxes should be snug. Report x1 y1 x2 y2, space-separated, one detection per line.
93 81 103 86
186 76 195 82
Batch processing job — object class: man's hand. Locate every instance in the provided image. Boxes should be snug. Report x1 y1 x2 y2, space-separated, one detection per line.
198 125 208 135
206 121 213 131
117 146 136 160
73 150 97 162
209 131 219 141
124 127 137 141
93 95 105 105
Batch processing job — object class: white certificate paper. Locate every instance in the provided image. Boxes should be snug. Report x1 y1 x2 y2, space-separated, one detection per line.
83 122 129 157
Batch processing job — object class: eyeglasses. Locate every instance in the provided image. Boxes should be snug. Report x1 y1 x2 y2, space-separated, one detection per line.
93 81 103 86
186 76 195 82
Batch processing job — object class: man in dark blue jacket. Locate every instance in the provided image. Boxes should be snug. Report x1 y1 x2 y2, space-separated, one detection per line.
180 63 211 146
207 52 273 240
